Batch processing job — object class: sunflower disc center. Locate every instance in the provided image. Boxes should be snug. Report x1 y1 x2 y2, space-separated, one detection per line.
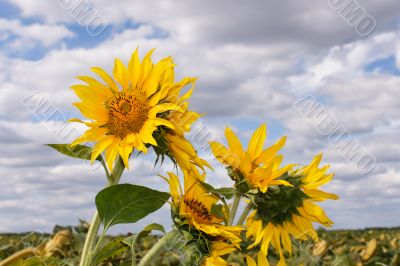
184 198 212 223
106 90 150 138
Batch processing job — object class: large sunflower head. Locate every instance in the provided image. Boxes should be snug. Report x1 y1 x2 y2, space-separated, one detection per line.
165 169 242 264
210 124 293 193
69 49 205 171
245 154 339 266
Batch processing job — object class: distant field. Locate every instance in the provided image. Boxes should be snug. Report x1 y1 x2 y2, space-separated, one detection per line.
1 223 399 265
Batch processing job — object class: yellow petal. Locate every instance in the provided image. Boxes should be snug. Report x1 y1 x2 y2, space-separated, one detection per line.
209 142 238 167
248 124 266 161
281 231 292 255
128 48 141 89
148 103 183 117
258 252 270 266
73 102 108 122
143 57 173 97
137 48 155 89
71 84 107 103
91 67 119 93
225 127 244 157
113 58 129 89
255 136 286 165
76 75 114 97
139 127 158 146
167 172 181 204
119 144 133 169
302 201 334 226
303 189 339 201
70 127 107 147
151 118 175 129
91 135 115 163
105 137 121 171
246 255 257 266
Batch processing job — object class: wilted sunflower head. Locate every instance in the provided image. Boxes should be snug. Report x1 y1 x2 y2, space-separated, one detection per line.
69 48 203 171
210 124 293 193
245 154 339 265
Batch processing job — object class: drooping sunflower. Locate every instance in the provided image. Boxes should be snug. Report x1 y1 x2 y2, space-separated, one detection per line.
158 96 211 172
245 154 339 265
210 124 293 193
69 49 204 171
166 168 242 264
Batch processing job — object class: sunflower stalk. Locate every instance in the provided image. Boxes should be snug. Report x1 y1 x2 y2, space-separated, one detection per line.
137 229 180 266
80 156 125 266
237 201 254 226
228 192 241 225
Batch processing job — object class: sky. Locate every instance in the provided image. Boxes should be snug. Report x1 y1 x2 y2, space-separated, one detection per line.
0 0 400 233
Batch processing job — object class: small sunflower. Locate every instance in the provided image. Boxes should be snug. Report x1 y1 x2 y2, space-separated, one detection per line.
245 154 339 265
210 124 293 193
165 169 242 264
167 169 242 244
69 49 201 171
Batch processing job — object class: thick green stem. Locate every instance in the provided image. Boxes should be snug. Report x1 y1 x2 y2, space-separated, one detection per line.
228 193 241 225
80 211 101 266
138 230 180 266
80 156 126 266
237 201 254 226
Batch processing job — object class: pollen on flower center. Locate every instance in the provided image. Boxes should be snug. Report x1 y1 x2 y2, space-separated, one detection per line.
184 198 212 223
105 90 150 138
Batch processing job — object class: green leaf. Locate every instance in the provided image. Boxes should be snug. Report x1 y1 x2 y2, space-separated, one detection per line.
92 237 128 265
198 180 236 199
45 144 101 162
21 256 69 266
197 179 215 191
137 223 165 237
210 204 227 224
95 184 170 230
123 223 165 247
211 187 236 199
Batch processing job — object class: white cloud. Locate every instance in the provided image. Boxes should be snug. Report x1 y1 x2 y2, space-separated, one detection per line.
1 0 400 232
0 18 74 51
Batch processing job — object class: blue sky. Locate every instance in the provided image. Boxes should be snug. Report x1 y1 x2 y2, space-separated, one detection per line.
1 0 400 233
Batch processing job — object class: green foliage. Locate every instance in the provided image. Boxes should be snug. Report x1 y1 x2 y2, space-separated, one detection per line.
197 180 236 199
123 223 165 247
45 144 101 162
95 184 170 230
21 256 69 266
1 224 400 266
91 237 128 265
210 204 227 224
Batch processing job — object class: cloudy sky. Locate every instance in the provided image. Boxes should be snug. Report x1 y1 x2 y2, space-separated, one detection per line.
1 0 400 233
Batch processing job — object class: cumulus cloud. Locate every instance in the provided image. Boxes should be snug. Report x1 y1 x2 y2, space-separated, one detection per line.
1 0 400 232
0 18 74 56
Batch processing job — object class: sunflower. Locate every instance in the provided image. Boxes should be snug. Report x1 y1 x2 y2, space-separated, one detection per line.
165 168 242 264
245 154 339 265
161 98 211 172
167 169 242 244
210 124 293 193
69 49 200 171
